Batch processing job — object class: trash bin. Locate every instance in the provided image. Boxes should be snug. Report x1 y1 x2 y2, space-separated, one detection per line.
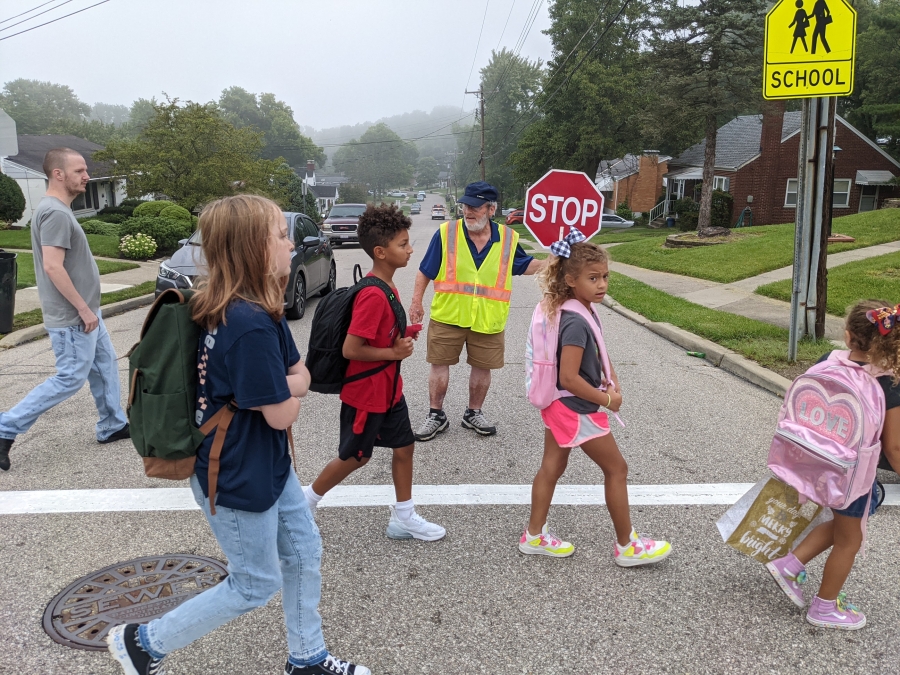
666 216 675 228
0 250 17 334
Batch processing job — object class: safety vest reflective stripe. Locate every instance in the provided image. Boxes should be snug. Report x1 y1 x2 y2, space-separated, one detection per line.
440 220 513 299
444 220 457 283
494 227 513 289
432 281 512 302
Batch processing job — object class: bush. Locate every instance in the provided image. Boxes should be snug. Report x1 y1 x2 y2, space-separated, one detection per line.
94 212 129 224
119 233 157 260
673 197 699 217
0 173 26 227
159 204 192 222
615 199 633 220
80 219 122 236
711 189 734 228
678 212 699 231
133 200 174 218
120 198 145 208
121 216 191 253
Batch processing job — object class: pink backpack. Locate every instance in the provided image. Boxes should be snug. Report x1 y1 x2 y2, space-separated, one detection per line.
767 351 886 514
525 299 620 423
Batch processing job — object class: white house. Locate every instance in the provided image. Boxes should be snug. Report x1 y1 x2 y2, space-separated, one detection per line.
0 134 126 227
301 160 338 214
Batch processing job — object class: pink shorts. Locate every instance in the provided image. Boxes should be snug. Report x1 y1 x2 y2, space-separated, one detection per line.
541 399 610 448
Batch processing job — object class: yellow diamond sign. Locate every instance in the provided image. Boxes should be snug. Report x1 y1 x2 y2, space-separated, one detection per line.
763 0 856 99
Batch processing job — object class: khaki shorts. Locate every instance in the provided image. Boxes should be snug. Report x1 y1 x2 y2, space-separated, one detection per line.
426 319 505 370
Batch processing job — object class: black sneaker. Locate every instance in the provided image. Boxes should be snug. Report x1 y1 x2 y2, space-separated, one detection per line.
107 623 166 674
99 424 131 444
0 437 12 471
285 654 371 675
461 408 497 436
414 410 449 442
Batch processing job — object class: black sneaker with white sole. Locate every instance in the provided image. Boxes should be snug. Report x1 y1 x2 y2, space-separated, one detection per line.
461 408 497 435
0 437 12 471
414 410 449 442
285 654 371 675
99 424 131 444
107 623 166 675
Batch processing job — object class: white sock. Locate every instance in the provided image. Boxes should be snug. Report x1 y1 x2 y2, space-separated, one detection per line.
394 498 415 522
303 485 322 509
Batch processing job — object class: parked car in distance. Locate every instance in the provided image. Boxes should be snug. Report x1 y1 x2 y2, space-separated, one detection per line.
322 203 367 245
417 191 426 201
410 202 422 214
431 205 447 220
156 212 335 320
601 213 635 229
389 190 408 198
505 208 524 225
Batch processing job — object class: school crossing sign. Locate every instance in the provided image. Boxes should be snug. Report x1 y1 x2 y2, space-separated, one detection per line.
763 0 856 99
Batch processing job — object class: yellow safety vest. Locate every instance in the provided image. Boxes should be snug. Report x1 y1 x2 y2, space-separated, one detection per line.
431 219 518 334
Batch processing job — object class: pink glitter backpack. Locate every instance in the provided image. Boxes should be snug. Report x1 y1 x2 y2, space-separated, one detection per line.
767 351 886 513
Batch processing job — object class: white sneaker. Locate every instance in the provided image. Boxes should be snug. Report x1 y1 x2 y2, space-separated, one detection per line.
385 506 446 541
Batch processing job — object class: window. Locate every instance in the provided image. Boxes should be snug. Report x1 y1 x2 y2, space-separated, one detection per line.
301 215 318 238
71 183 99 212
832 179 851 208
785 179 798 207
713 176 730 192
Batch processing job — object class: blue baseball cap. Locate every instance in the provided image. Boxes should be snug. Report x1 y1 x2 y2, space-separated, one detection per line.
458 181 498 207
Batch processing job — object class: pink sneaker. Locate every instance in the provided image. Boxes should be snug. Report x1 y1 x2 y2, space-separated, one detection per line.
765 553 807 608
806 593 866 630
518 524 574 557
614 529 672 567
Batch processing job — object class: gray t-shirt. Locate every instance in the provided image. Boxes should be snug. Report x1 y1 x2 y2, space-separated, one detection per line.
555 310 606 414
30 196 101 328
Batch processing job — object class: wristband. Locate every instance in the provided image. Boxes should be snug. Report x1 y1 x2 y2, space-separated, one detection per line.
605 392 612 408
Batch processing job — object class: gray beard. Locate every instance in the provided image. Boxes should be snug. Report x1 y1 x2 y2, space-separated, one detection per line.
464 216 489 232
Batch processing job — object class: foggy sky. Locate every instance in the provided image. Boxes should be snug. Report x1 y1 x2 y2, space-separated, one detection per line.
0 0 553 131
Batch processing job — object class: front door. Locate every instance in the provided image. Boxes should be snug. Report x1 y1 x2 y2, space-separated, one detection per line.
858 185 878 213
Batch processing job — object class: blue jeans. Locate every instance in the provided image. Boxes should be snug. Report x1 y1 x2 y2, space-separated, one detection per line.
0 313 127 441
139 472 328 667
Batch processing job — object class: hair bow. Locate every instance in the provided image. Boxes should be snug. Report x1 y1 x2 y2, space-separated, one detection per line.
866 304 900 336
549 226 587 258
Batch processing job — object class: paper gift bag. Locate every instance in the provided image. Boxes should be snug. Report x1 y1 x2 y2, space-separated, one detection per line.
716 477 832 563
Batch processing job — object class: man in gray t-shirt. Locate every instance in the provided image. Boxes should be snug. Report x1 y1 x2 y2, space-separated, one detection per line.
0 148 129 472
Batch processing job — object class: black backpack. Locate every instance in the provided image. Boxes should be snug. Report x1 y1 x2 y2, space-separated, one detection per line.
306 265 407 394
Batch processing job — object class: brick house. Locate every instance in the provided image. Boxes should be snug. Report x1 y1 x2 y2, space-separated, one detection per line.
665 104 900 226
594 151 670 215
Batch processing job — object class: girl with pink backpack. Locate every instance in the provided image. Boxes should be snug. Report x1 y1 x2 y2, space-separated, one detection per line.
765 300 900 630
519 231 672 566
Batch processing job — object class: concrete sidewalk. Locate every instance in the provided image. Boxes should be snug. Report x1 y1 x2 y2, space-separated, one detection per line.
608 239 900 340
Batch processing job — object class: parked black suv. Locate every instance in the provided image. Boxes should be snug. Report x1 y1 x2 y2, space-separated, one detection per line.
155 211 336 320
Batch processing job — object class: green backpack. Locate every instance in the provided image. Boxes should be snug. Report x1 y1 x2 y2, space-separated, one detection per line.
127 289 238 515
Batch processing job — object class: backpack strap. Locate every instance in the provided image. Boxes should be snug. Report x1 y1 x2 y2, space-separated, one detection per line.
140 288 192 340
198 399 238 516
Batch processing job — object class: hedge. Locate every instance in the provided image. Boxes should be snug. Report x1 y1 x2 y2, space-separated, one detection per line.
120 216 191 253
159 204 192 222
133 200 174 218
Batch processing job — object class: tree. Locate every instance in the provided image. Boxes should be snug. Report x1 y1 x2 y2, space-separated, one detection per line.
0 173 26 228
338 183 369 203
647 1 767 234
416 156 440 186
218 87 325 167
333 123 414 195
128 97 158 134
510 1 651 188
95 98 293 210
46 118 123 145
90 103 130 126
0 79 90 134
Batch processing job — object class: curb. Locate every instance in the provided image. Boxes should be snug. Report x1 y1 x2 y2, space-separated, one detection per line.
0 294 154 350
601 296 792 397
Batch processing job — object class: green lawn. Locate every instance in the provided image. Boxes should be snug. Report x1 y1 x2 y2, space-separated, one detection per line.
0 230 123 259
13 252 138 289
607 209 900 283
756 251 900 316
5 281 156 335
592 227 670 245
608 271 833 378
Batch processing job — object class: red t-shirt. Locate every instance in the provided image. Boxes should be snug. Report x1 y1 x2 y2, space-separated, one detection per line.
340 282 404 413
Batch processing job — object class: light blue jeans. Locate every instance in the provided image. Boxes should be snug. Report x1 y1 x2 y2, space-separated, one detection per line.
139 472 328 667
0 313 128 442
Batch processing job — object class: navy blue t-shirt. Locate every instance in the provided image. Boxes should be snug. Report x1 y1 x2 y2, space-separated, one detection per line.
418 220 534 279
194 301 301 512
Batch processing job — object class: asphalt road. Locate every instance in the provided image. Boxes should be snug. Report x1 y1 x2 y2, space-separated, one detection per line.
1 193 897 675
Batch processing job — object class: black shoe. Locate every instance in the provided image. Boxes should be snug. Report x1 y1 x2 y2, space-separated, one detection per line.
414 410 449 442
99 424 131 444
107 623 166 674
285 654 371 675
461 408 497 436
0 437 12 471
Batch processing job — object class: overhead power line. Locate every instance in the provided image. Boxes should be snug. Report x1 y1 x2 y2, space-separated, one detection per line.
0 0 61 25
0 0 112 41
0 0 77 32
459 0 492 116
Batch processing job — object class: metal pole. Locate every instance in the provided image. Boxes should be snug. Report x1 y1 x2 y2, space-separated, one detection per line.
789 98 812 361
805 97 830 334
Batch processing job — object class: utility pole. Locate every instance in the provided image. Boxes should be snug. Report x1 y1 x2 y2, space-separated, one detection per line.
466 88 485 181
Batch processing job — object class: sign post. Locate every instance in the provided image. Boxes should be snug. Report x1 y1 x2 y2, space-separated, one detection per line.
522 169 605 249
764 0 856 360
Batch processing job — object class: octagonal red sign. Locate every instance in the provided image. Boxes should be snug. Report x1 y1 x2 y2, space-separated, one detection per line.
522 169 605 249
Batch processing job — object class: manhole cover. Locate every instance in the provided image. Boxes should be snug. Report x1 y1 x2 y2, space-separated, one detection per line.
43 555 227 651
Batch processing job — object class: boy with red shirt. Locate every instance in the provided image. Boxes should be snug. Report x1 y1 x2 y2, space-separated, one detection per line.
303 205 446 541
